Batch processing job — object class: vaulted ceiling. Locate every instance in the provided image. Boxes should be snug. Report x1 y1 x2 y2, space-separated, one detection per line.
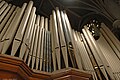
6 0 120 40
6 0 106 29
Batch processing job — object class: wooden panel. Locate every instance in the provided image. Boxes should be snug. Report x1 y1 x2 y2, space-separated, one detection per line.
0 54 93 80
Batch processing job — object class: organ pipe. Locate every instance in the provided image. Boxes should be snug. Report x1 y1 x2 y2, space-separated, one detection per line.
11 1 33 56
0 1 5 8
85 27 114 80
0 4 11 23
52 10 61 69
24 14 36 62
0 1 120 80
0 2 8 15
19 7 36 59
50 15 57 71
56 7 68 68
0 5 16 33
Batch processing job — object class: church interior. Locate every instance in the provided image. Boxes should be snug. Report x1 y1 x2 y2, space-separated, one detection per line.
0 0 120 80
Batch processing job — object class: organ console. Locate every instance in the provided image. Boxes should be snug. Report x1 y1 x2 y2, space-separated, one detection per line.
0 0 120 80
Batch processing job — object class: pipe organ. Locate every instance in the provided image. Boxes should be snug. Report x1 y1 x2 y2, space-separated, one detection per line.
0 0 120 80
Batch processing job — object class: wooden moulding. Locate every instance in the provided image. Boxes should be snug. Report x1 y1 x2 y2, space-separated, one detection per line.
0 54 93 80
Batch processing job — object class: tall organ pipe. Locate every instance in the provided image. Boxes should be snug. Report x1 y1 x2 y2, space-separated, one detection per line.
64 11 82 69
11 1 33 56
19 7 36 59
84 26 114 79
0 6 17 40
101 23 120 53
0 5 16 33
50 15 57 71
1 3 27 54
56 7 68 68
0 1 5 8
82 28 109 80
0 2 8 15
24 15 36 62
52 10 61 69
0 4 11 23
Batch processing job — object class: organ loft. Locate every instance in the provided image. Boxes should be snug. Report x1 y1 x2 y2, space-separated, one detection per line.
0 0 120 80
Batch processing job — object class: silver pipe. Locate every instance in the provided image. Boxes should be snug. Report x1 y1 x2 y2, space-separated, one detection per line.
24 14 36 62
0 7 19 53
0 6 17 40
45 18 49 72
0 4 11 23
97 32 120 76
39 29 45 71
82 28 106 79
43 29 47 71
35 15 40 26
45 18 48 31
64 11 82 69
61 11 71 44
52 10 61 69
101 23 120 53
0 2 8 15
72 30 83 69
1 3 27 54
40 16 44 29
46 31 49 72
48 31 52 72
100 28 120 59
49 15 56 71
81 33 99 80
56 7 68 68
36 22 43 70
39 16 45 71
19 7 36 59
11 1 33 56
31 25 40 69
0 1 5 8
84 26 114 79
27 24 37 66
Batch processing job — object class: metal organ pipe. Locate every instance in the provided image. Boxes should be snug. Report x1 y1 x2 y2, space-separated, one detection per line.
0 4 11 23
56 7 69 68
0 1 120 80
0 2 8 15
0 5 16 33
11 1 33 56
0 1 5 8
1 3 27 54
19 7 36 59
